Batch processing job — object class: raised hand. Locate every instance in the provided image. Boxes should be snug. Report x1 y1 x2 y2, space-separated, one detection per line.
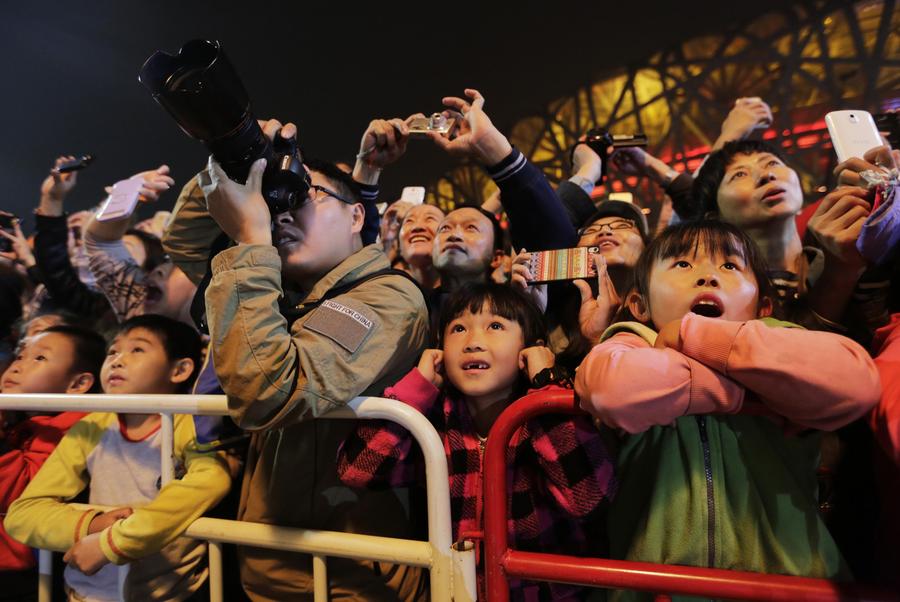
834 145 899 188
518 345 555 382
417 349 445 389
713 97 773 150
427 89 512 166
204 156 272 246
41 156 79 203
572 254 621 344
509 248 548 313
0 214 35 268
807 186 871 271
356 115 422 169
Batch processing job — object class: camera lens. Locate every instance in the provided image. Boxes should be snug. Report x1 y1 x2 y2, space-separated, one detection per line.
139 40 308 212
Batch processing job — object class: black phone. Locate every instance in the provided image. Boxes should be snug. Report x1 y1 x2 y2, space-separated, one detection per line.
55 155 95 174
874 113 899 149
0 214 16 253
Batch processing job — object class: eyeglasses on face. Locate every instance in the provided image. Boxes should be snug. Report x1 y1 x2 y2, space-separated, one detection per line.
578 218 636 237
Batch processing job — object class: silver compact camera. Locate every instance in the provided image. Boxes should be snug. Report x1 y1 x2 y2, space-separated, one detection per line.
408 112 456 137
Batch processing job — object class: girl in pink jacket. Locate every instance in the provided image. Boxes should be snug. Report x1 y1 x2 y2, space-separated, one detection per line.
575 220 880 592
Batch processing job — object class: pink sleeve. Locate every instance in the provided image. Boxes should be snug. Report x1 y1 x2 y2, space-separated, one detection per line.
868 314 900 465
679 314 881 431
575 332 746 434
383 368 441 412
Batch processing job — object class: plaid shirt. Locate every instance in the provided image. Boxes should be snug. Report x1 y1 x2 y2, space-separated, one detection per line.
338 368 617 601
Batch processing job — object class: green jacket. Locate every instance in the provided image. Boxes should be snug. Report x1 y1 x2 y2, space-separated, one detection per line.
602 321 849 601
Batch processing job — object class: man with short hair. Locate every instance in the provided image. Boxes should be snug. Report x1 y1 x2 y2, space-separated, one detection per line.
163 119 429 601
432 206 504 289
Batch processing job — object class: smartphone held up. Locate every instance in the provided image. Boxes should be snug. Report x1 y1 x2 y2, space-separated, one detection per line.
525 246 600 284
825 110 884 163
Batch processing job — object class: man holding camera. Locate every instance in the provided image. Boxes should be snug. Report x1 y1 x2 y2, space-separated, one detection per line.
163 119 429 601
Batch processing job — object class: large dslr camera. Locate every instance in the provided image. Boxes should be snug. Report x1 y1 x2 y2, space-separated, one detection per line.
139 39 309 214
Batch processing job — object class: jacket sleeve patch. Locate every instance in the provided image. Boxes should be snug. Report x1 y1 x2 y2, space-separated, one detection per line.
303 299 375 353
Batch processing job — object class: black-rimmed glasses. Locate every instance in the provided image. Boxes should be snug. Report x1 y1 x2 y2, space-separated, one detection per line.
578 218 636 237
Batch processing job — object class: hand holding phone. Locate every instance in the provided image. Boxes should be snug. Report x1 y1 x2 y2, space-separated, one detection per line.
0 214 16 253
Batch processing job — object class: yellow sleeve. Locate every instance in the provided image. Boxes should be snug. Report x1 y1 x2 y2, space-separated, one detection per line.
101 414 231 564
4 414 111 552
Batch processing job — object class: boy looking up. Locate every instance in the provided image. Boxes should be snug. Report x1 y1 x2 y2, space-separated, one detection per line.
5 315 231 601
0 326 105 596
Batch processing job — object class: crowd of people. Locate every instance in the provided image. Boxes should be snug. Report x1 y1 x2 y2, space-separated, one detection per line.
0 88 898 601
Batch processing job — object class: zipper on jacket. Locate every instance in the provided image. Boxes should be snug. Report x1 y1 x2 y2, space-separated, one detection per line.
697 416 715 568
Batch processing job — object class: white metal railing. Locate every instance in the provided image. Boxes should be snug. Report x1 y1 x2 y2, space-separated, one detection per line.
0 393 475 602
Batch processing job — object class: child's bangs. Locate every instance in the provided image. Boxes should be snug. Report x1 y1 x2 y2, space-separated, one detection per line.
438 283 548 347
654 224 749 265
443 289 520 326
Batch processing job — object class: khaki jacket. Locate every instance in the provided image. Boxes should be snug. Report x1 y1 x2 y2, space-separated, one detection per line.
163 178 430 601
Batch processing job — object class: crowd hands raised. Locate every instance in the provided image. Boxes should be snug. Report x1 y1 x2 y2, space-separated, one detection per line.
0 89 898 601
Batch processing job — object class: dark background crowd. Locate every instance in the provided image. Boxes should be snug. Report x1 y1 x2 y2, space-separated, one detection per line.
0 1 898 601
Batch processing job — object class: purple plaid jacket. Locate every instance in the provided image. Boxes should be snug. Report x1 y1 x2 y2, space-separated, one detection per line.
337 368 617 601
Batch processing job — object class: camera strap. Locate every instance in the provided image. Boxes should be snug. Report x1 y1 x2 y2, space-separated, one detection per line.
282 267 427 329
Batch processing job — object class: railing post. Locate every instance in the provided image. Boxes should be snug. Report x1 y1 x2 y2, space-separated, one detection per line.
332 397 461 602
207 541 224 602
37 549 52 602
159 412 175 485
313 554 328 602
483 390 579 602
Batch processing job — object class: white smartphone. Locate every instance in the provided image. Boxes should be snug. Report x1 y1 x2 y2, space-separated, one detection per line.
400 186 426 205
825 110 883 163
95 175 144 222
607 192 634 203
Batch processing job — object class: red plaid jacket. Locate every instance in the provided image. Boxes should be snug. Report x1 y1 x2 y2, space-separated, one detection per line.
337 368 617 601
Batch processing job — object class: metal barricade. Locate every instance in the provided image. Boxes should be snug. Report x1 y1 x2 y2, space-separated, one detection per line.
482 389 899 602
0 393 475 602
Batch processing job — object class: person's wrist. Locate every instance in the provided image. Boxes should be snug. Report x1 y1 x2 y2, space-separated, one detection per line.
574 163 603 184
236 228 272 246
352 159 382 186
38 196 65 216
87 515 102 534
822 251 867 281
475 134 513 166
649 161 678 187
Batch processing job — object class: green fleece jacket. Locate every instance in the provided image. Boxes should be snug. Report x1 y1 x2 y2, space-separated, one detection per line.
596 320 860 601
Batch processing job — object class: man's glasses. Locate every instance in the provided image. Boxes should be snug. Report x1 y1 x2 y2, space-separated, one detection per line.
305 184 356 207
578 218 636 237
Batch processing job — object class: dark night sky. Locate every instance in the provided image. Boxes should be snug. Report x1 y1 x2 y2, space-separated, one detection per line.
0 0 797 226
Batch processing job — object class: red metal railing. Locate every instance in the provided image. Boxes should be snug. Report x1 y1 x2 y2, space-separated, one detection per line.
482 390 899 602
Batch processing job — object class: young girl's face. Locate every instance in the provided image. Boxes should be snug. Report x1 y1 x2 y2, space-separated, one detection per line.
644 241 761 329
442 305 525 405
